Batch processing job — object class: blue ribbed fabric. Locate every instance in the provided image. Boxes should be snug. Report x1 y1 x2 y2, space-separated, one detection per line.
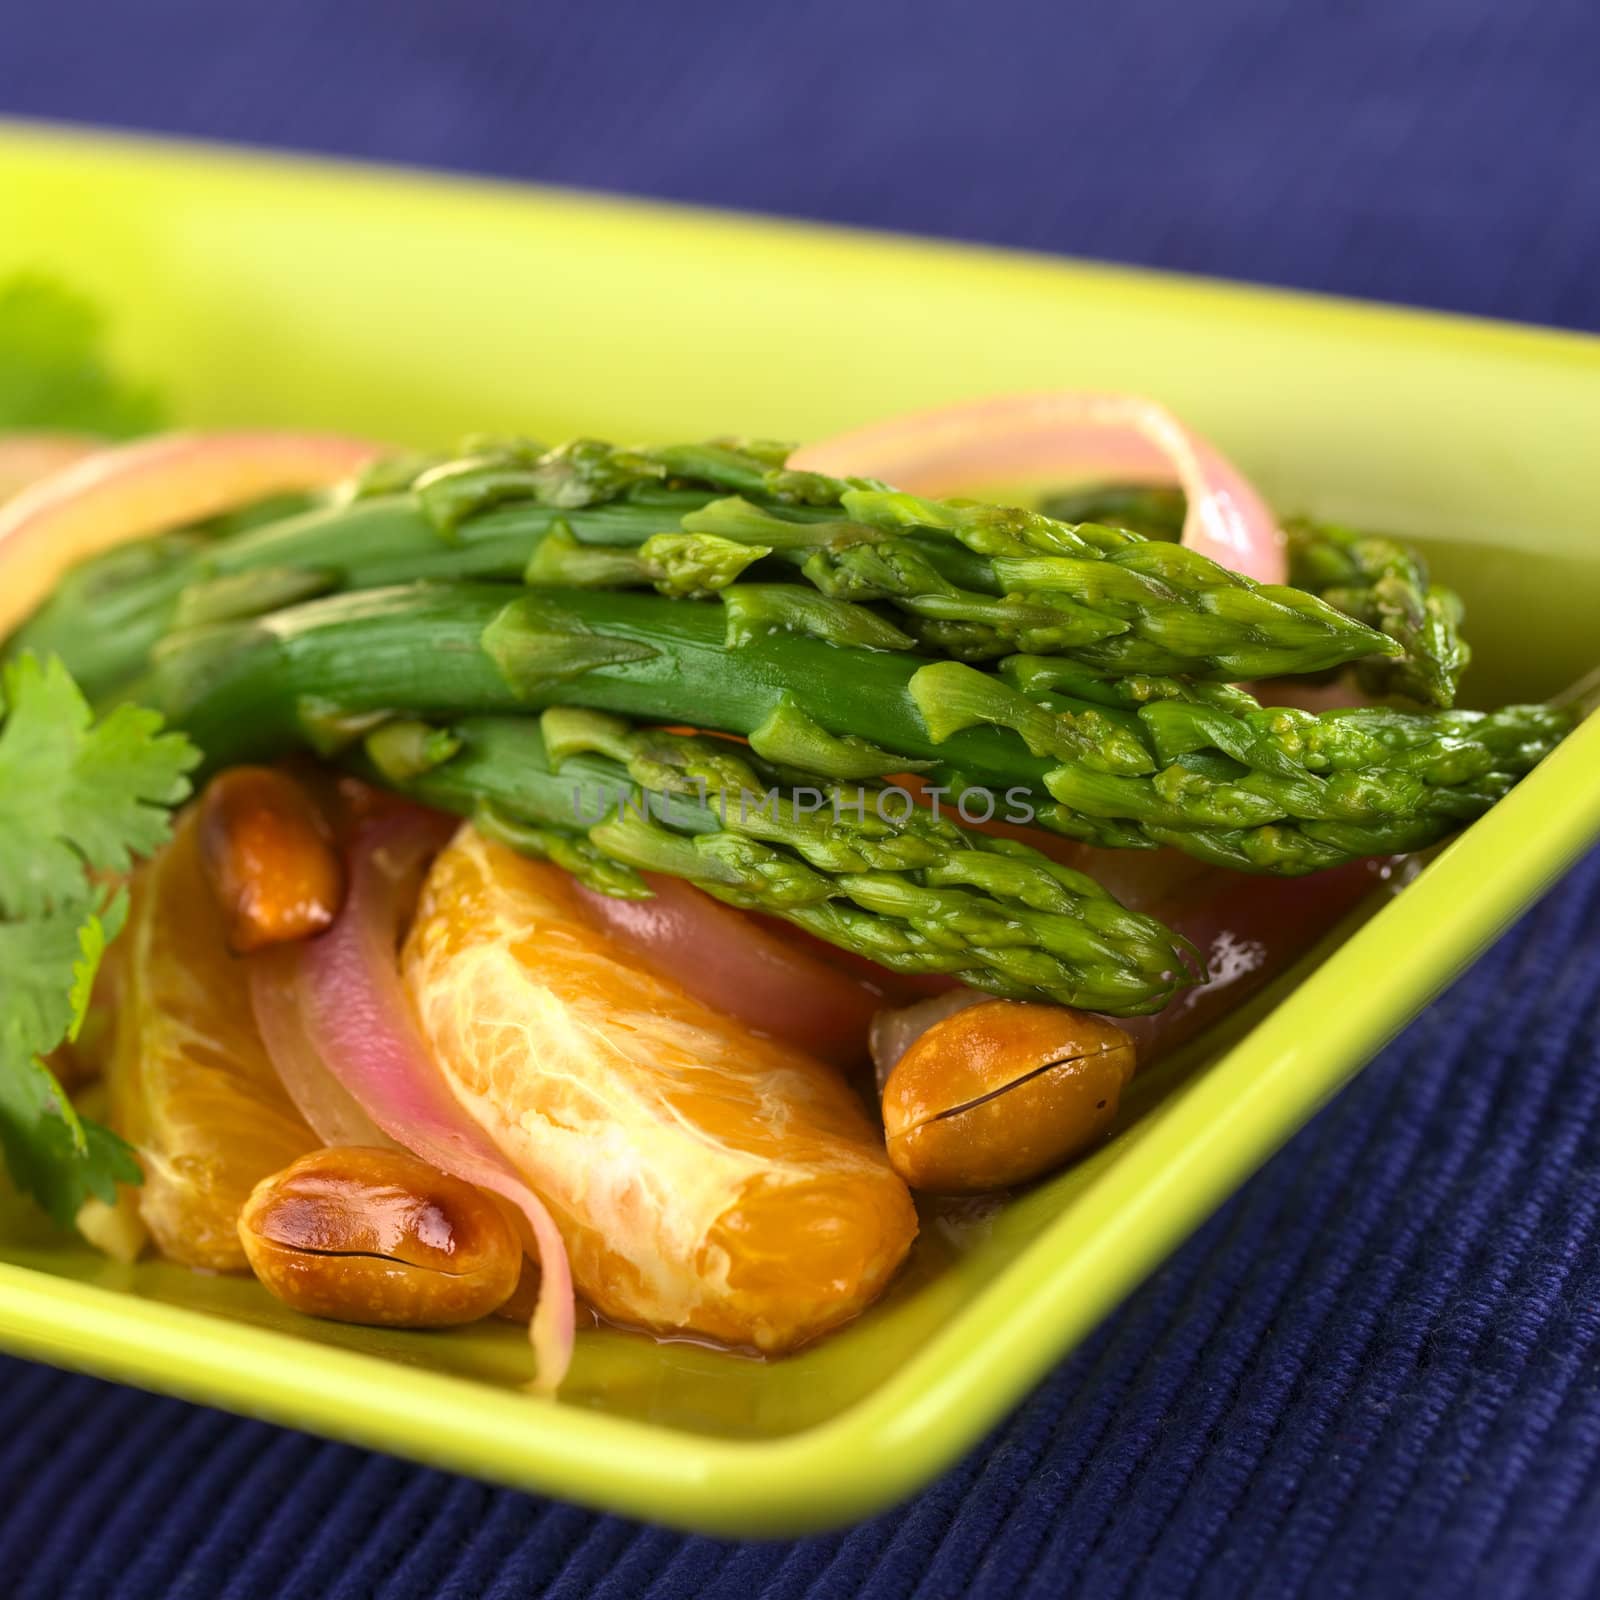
3 3 1599 1594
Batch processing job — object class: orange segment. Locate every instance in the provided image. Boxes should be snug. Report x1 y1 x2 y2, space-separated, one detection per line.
108 808 318 1269
402 826 918 1353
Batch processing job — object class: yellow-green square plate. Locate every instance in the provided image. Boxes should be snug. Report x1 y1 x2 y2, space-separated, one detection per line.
2 121 1598 1536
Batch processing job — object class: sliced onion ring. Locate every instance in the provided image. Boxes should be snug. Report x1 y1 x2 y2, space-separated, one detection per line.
792 391 1286 584
0 429 382 636
248 950 393 1148
0 432 102 502
571 872 885 1064
251 809 575 1392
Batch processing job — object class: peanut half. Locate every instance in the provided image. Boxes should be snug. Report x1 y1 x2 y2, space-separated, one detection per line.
198 765 344 954
881 1001 1135 1193
238 1146 523 1327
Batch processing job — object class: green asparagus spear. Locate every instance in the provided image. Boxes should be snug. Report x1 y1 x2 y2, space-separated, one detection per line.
13 437 1401 697
360 709 1199 1015
1035 482 1469 707
1285 518 1470 707
131 580 1569 875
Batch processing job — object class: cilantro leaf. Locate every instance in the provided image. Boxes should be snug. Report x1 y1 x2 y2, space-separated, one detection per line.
0 655 197 919
0 891 140 1221
0 1058 141 1225
0 655 196 1224
0 276 164 436
0 897 116 1070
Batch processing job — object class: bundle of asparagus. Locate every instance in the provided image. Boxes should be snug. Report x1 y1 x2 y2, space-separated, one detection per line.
19 437 1397 698
126 578 1565 875
10 436 1574 1016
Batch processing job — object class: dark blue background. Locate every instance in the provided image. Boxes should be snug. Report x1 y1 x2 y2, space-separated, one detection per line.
5 4 1599 1595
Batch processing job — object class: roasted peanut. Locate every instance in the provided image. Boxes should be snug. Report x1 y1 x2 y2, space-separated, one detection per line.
238 1146 523 1327
199 766 344 953
881 1001 1135 1193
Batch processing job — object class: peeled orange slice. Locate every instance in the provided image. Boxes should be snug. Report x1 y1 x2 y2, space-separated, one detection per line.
108 807 318 1269
402 826 918 1353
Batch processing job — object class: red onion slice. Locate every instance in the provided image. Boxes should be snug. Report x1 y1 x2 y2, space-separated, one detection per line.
0 432 101 501
571 872 884 1064
1113 854 1394 1062
0 429 382 637
254 811 575 1392
249 949 394 1148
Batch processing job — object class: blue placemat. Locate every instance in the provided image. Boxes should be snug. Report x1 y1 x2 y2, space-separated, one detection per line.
4 3 1599 1595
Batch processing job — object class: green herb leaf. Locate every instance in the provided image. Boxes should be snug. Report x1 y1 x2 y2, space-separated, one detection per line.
0 276 164 436
0 655 197 1223
0 655 198 918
